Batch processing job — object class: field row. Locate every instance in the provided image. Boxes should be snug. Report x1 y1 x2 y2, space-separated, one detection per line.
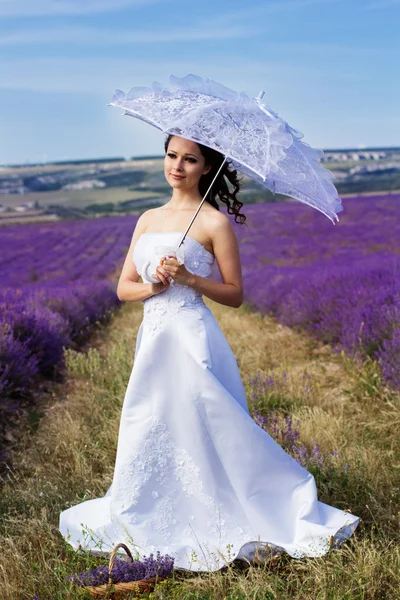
0 216 138 418
234 194 400 389
1 194 399 424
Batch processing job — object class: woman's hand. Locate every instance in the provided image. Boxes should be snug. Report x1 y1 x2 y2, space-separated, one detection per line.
161 256 193 286
150 279 170 295
150 261 171 295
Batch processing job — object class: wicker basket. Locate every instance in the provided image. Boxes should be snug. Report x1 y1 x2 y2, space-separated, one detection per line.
80 542 170 599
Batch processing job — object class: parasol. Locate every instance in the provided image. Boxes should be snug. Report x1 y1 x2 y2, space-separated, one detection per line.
108 73 342 282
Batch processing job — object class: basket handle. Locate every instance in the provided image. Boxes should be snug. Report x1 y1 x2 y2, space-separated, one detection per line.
108 542 134 585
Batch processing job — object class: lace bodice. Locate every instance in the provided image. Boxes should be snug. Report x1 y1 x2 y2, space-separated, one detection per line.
133 232 215 335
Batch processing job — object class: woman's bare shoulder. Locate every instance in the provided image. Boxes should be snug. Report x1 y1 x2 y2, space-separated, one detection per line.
134 208 161 232
206 209 234 235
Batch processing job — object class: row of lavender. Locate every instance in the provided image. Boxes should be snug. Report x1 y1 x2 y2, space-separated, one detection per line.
2 193 399 416
0 215 138 414
234 194 400 388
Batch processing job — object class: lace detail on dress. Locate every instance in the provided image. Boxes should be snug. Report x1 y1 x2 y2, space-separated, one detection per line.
143 282 203 336
134 234 215 337
111 417 252 555
113 414 357 561
110 416 357 565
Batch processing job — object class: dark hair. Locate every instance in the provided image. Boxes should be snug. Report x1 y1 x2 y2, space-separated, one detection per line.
164 134 246 225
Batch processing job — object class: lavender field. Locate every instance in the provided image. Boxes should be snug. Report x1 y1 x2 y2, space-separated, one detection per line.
0 215 138 416
1 195 400 598
2 193 399 421
234 193 400 389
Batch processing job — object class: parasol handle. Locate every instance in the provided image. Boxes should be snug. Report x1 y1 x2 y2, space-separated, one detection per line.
141 261 160 284
254 90 277 119
177 156 228 248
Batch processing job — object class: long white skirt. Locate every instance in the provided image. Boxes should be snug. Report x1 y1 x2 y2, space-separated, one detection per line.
59 300 359 572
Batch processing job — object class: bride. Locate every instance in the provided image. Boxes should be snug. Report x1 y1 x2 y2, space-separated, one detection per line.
59 135 359 572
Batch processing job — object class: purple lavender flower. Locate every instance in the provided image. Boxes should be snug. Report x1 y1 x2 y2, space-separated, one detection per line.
251 408 345 474
235 194 400 389
65 551 174 587
0 215 138 417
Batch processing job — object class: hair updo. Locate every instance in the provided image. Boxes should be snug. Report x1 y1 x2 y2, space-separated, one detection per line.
164 134 246 225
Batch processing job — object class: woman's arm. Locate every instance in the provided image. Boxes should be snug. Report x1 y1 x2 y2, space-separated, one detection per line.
116 212 170 302
190 216 243 308
160 215 244 308
187 272 243 308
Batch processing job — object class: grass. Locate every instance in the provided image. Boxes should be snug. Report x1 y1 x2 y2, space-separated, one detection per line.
0 298 399 599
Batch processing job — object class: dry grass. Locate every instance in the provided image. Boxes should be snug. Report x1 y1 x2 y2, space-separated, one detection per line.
0 299 399 599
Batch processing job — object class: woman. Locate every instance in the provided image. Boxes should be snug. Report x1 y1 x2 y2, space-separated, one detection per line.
59 135 359 572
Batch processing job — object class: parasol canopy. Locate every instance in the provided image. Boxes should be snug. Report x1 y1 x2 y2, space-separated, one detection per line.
108 73 342 224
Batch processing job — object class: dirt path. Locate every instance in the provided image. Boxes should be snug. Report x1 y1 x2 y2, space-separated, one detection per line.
1 299 399 599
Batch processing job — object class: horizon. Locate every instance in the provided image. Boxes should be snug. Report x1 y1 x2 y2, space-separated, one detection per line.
2 144 399 170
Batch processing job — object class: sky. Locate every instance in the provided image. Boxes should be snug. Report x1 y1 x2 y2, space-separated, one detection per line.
0 0 398 165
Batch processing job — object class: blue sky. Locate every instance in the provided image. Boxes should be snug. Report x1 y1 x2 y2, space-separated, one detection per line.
0 0 398 165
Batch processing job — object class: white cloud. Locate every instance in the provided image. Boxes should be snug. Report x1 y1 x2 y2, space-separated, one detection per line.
0 25 253 46
265 41 396 57
0 55 363 96
0 57 254 94
0 0 343 19
0 0 162 18
211 0 342 24
364 0 400 8
0 57 224 94
1 28 392 59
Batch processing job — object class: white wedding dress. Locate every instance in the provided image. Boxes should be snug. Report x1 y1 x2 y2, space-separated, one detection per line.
59 231 359 572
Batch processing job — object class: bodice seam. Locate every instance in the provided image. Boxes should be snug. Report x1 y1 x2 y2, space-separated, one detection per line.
137 232 215 260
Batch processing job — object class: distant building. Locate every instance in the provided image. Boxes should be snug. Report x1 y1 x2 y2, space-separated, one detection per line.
349 162 400 175
321 150 387 162
63 179 106 190
13 200 39 212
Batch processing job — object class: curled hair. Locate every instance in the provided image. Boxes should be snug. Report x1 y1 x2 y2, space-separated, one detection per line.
164 135 246 225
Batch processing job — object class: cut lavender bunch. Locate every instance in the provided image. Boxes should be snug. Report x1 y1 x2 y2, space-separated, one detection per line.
65 551 174 588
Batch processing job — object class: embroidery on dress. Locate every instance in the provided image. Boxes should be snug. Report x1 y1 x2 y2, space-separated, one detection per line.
139 236 215 336
109 414 358 565
111 417 252 548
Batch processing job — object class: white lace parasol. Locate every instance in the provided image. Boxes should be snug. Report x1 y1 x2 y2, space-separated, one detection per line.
108 73 342 226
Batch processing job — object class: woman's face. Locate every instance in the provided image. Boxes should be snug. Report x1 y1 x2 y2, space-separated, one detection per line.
164 136 211 192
